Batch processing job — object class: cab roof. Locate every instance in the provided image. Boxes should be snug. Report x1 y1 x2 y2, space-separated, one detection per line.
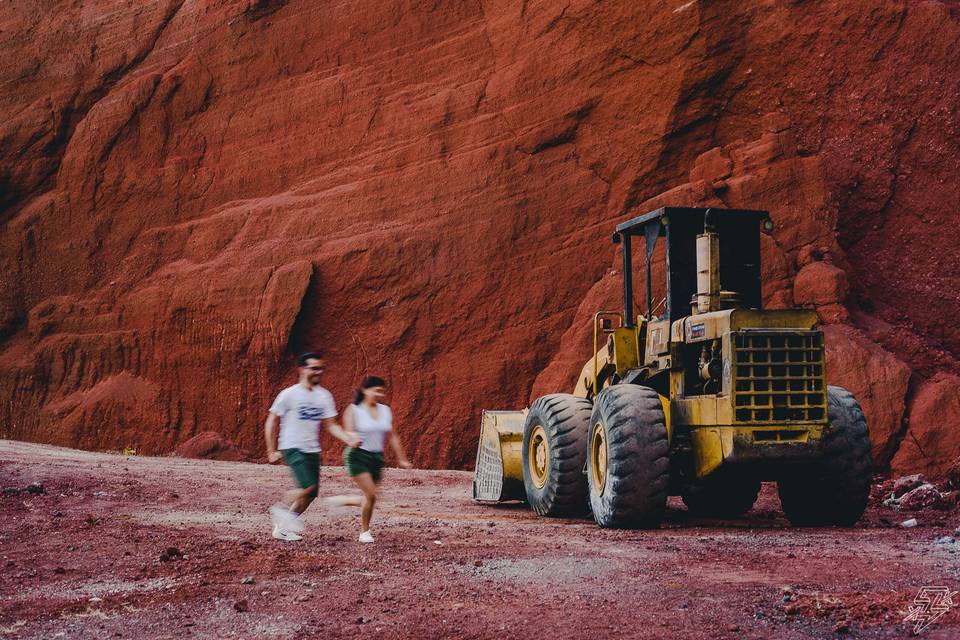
614 206 770 241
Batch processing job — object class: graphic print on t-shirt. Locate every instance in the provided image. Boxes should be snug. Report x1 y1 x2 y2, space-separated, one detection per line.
297 404 326 421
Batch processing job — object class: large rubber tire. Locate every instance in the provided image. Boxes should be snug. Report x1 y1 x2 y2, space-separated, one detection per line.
777 386 873 526
587 385 670 528
521 394 592 517
681 470 761 518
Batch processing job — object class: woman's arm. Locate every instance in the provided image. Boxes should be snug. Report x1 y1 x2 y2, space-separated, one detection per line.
325 407 361 447
389 432 412 469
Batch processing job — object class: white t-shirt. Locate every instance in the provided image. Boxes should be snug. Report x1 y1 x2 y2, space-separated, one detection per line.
269 384 337 453
351 402 393 453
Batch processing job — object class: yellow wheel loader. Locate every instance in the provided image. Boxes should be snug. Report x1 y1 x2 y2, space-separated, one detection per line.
473 207 872 528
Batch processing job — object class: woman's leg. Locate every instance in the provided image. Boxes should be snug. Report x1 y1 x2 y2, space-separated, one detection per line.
324 494 362 508
351 472 378 532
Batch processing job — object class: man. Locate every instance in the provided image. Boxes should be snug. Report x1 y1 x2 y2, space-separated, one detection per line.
265 352 359 541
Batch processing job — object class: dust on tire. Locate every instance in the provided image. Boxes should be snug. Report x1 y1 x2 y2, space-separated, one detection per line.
587 385 670 528
521 394 592 517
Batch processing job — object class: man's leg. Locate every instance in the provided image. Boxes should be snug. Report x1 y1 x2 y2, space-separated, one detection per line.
273 449 319 536
288 485 317 514
282 487 308 509
286 449 319 514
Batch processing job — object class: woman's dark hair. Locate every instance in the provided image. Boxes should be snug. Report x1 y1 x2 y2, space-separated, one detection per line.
353 375 386 404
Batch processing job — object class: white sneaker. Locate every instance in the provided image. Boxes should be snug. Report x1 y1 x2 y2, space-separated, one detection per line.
272 524 303 542
358 530 374 544
270 503 305 534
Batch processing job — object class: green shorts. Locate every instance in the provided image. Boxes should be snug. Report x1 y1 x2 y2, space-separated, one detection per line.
344 448 385 483
282 448 320 495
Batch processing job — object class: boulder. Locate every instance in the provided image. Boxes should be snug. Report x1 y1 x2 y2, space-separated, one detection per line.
893 473 926 497
898 483 944 511
822 325 911 465
793 261 849 307
175 432 249 462
891 374 960 478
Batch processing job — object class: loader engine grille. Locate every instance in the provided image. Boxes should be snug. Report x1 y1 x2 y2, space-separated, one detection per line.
732 331 827 423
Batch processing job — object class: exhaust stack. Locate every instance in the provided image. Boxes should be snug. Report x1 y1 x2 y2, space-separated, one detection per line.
695 212 720 314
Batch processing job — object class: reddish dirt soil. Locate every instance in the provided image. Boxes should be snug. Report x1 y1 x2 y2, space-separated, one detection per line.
2 441 959 639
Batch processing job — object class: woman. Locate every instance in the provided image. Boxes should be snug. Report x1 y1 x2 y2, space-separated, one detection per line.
341 375 412 543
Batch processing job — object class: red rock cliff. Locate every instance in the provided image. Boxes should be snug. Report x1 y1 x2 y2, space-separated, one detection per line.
2 0 959 473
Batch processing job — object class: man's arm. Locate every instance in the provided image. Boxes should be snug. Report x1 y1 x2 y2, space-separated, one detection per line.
325 413 361 448
264 413 283 463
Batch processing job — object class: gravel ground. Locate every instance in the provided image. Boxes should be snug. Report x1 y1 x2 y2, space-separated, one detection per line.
1 440 958 639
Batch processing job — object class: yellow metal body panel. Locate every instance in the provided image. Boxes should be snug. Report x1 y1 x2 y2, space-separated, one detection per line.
692 425 826 479
672 396 732 425
647 319 671 356
692 428 724 478
575 322 643 398
575 348 611 398
671 308 818 345
473 410 527 502
612 326 640 374
659 394 672 442
730 308 818 331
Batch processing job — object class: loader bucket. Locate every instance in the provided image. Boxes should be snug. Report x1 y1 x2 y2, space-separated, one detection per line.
472 410 528 503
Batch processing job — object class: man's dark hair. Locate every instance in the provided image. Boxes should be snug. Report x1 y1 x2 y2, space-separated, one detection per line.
297 352 323 367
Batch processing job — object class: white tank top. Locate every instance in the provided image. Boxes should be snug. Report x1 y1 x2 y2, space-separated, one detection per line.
352 403 392 453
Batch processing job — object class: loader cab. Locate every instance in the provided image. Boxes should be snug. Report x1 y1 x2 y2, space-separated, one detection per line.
612 206 772 326
585 206 779 401
610 207 773 398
